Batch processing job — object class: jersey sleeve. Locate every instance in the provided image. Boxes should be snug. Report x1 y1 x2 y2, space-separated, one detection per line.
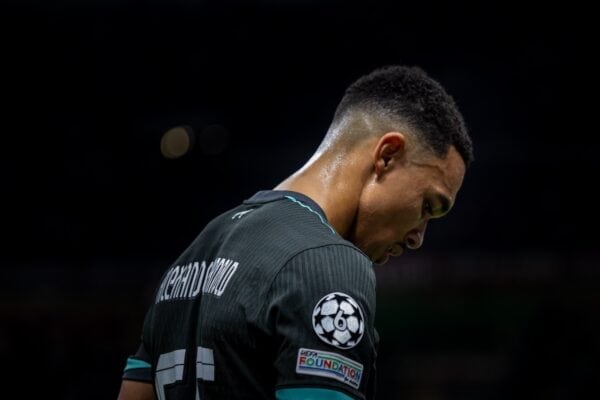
264 245 378 400
122 342 153 383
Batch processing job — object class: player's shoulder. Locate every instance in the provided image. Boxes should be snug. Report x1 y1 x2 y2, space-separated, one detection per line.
287 242 373 277
278 242 376 301
177 190 373 289
231 190 365 258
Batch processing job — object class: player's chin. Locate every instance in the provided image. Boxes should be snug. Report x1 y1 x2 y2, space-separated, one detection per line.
363 243 391 265
373 251 390 265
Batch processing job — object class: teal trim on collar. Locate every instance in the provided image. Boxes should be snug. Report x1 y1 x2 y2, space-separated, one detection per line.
276 388 354 400
284 195 336 235
124 357 151 372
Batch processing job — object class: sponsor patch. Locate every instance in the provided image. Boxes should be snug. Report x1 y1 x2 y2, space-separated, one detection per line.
295 348 363 389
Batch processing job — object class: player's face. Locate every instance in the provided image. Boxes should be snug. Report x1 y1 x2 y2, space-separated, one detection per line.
350 145 466 265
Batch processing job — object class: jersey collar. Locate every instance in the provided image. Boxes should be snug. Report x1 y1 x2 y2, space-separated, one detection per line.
244 190 330 224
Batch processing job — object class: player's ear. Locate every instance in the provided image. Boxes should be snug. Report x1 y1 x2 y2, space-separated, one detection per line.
373 132 407 176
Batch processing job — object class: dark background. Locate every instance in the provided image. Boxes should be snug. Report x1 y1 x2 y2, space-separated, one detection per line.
2 1 597 399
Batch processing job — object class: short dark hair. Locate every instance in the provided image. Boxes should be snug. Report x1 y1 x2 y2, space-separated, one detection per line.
332 65 474 166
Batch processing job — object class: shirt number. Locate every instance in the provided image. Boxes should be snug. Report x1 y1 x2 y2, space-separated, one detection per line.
155 347 215 400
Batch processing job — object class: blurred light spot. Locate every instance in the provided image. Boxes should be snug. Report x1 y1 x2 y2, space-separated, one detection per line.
199 124 228 155
160 126 193 159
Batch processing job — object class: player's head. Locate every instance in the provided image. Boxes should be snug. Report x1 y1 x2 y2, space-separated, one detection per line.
321 65 474 264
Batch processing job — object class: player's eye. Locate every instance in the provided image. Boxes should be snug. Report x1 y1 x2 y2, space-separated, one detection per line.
422 200 433 217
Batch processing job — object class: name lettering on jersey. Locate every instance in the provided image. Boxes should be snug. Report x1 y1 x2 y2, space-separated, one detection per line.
155 258 239 303
295 348 363 389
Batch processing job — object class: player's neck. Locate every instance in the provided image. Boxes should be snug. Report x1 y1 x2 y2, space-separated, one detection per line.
274 152 369 239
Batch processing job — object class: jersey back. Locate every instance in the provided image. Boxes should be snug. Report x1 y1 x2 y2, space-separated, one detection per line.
124 190 378 400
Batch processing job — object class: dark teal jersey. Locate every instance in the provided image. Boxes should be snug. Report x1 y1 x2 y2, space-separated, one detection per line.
122 190 378 399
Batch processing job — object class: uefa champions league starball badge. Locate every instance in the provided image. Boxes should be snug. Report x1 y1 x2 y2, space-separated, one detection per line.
312 292 365 349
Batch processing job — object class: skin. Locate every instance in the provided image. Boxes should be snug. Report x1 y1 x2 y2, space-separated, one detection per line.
117 381 154 400
116 116 467 399
275 126 466 265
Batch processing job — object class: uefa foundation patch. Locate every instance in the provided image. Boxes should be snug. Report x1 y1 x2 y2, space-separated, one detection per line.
295 348 363 389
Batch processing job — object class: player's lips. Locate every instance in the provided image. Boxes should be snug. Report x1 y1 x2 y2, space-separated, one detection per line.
387 243 405 257
375 243 405 265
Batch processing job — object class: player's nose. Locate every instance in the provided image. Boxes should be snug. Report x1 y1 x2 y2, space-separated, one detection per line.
405 223 427 250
